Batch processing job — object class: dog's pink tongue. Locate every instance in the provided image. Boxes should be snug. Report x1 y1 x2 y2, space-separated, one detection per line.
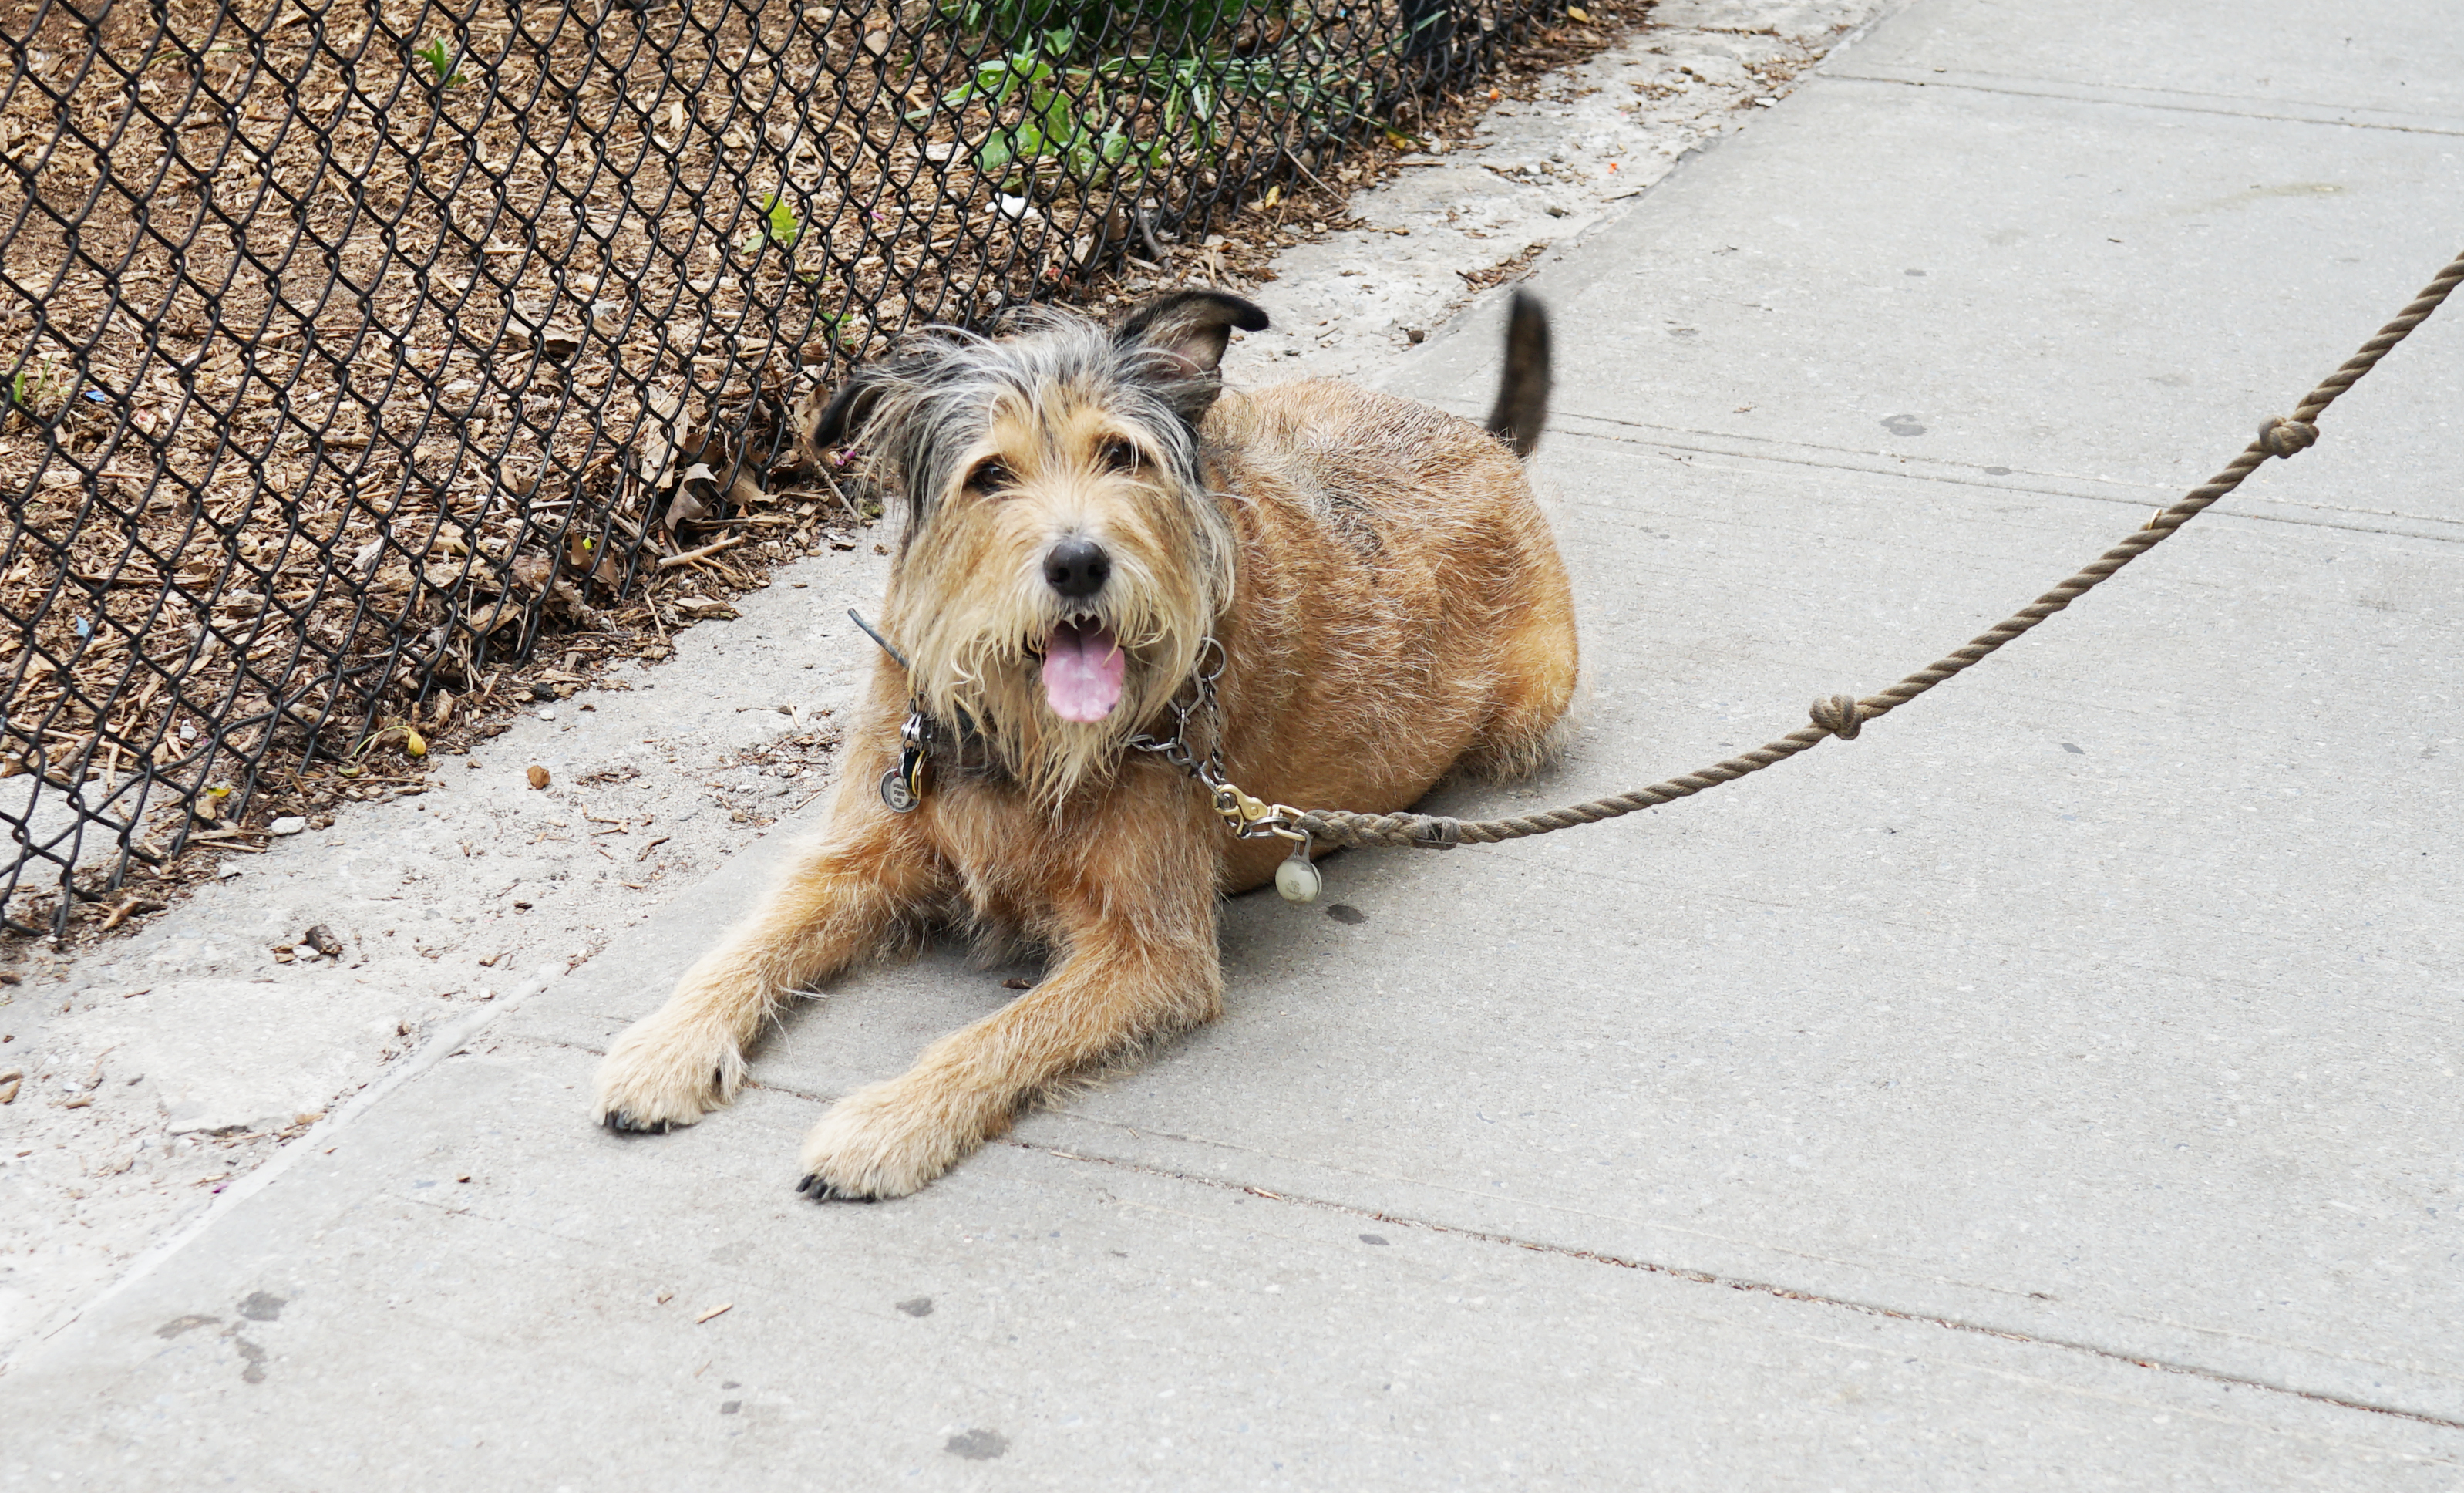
1042 621 1125 723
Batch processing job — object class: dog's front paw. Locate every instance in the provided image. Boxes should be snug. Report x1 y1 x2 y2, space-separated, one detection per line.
796 1079 981 1200
594 1009 746 1134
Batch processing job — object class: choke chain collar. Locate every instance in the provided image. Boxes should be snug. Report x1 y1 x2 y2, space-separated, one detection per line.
847 613 1322 899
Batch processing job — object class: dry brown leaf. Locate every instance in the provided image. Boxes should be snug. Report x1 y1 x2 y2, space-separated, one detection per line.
662 487 709 538
512 554 554 592
790 383 832 469
567 533 624 590
636 387 688 493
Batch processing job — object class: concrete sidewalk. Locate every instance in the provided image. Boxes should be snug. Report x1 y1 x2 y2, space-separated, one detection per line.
7 0 2461 1484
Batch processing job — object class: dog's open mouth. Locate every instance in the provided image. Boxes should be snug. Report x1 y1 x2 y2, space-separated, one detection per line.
1039 618 1125 723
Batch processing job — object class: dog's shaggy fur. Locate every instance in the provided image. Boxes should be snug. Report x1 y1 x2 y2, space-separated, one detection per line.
594 288 1577 1198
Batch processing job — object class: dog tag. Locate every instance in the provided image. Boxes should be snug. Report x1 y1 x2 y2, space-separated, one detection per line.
878 746 924 814
1274 846 1321 904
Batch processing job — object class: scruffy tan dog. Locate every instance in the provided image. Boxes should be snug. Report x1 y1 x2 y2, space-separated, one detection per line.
594 288 1576 1198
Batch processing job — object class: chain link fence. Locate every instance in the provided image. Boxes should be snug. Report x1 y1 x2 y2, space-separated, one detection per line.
1 0 1562 937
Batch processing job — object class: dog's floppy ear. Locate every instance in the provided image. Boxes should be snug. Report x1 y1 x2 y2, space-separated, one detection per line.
1113 288 1269 417
810 369 887 450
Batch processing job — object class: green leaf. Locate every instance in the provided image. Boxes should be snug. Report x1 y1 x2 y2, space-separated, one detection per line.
753 190 801 248
413 37 466 88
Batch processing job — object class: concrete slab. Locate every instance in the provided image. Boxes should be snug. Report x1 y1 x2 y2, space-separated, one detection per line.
518 0 2464 1426
1314 0 2460 1421
0 544 892 1353
1395 71 2464 531
520 447 2464 1417
7 1038 2457 1488
79 977 414 1137
1833 0 2464 126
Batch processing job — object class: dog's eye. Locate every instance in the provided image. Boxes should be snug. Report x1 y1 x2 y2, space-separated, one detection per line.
965 459 1011 494
1099 437 1138 474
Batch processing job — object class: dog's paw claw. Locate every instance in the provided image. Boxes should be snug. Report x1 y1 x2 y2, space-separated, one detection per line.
601 1110 674 1136
796 1173 880 1203
593 1013 743 1133
796 1081 973 1200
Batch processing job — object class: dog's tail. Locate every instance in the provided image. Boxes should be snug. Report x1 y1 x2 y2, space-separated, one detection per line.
1484 288 1552 460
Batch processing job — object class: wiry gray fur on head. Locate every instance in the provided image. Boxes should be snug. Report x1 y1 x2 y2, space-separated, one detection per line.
813 292 1268 532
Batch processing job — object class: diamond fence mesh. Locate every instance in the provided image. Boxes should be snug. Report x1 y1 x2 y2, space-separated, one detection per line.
1 0 1561 937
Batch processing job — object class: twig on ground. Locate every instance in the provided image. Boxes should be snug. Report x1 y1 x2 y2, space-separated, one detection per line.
658 534 747 569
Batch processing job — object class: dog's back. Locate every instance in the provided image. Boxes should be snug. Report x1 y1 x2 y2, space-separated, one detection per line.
1199 359 1578 828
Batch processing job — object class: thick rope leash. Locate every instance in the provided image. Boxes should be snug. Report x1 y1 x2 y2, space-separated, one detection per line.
1294 245 2464 852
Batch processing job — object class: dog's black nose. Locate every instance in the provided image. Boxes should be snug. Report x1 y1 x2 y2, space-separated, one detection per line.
1042 537 1111 599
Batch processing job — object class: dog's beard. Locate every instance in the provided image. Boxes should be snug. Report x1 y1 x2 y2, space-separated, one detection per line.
888 557 1215 806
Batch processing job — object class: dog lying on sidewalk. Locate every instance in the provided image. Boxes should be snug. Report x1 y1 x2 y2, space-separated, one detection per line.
594 288 1577 1198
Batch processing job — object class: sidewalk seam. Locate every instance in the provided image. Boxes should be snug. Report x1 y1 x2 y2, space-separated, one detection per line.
1823 68 2464 136
505 1029 2464 1437
1459 406 2464 547
1015 1135 2464 1438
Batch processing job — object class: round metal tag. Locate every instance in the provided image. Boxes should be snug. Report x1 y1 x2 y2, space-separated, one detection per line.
878 767 917 814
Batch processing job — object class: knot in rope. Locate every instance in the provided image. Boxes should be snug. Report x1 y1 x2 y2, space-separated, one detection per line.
2258 415 2318 458
1808 693 1867 741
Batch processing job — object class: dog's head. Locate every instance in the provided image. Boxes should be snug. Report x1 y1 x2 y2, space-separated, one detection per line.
817 288 1267 802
